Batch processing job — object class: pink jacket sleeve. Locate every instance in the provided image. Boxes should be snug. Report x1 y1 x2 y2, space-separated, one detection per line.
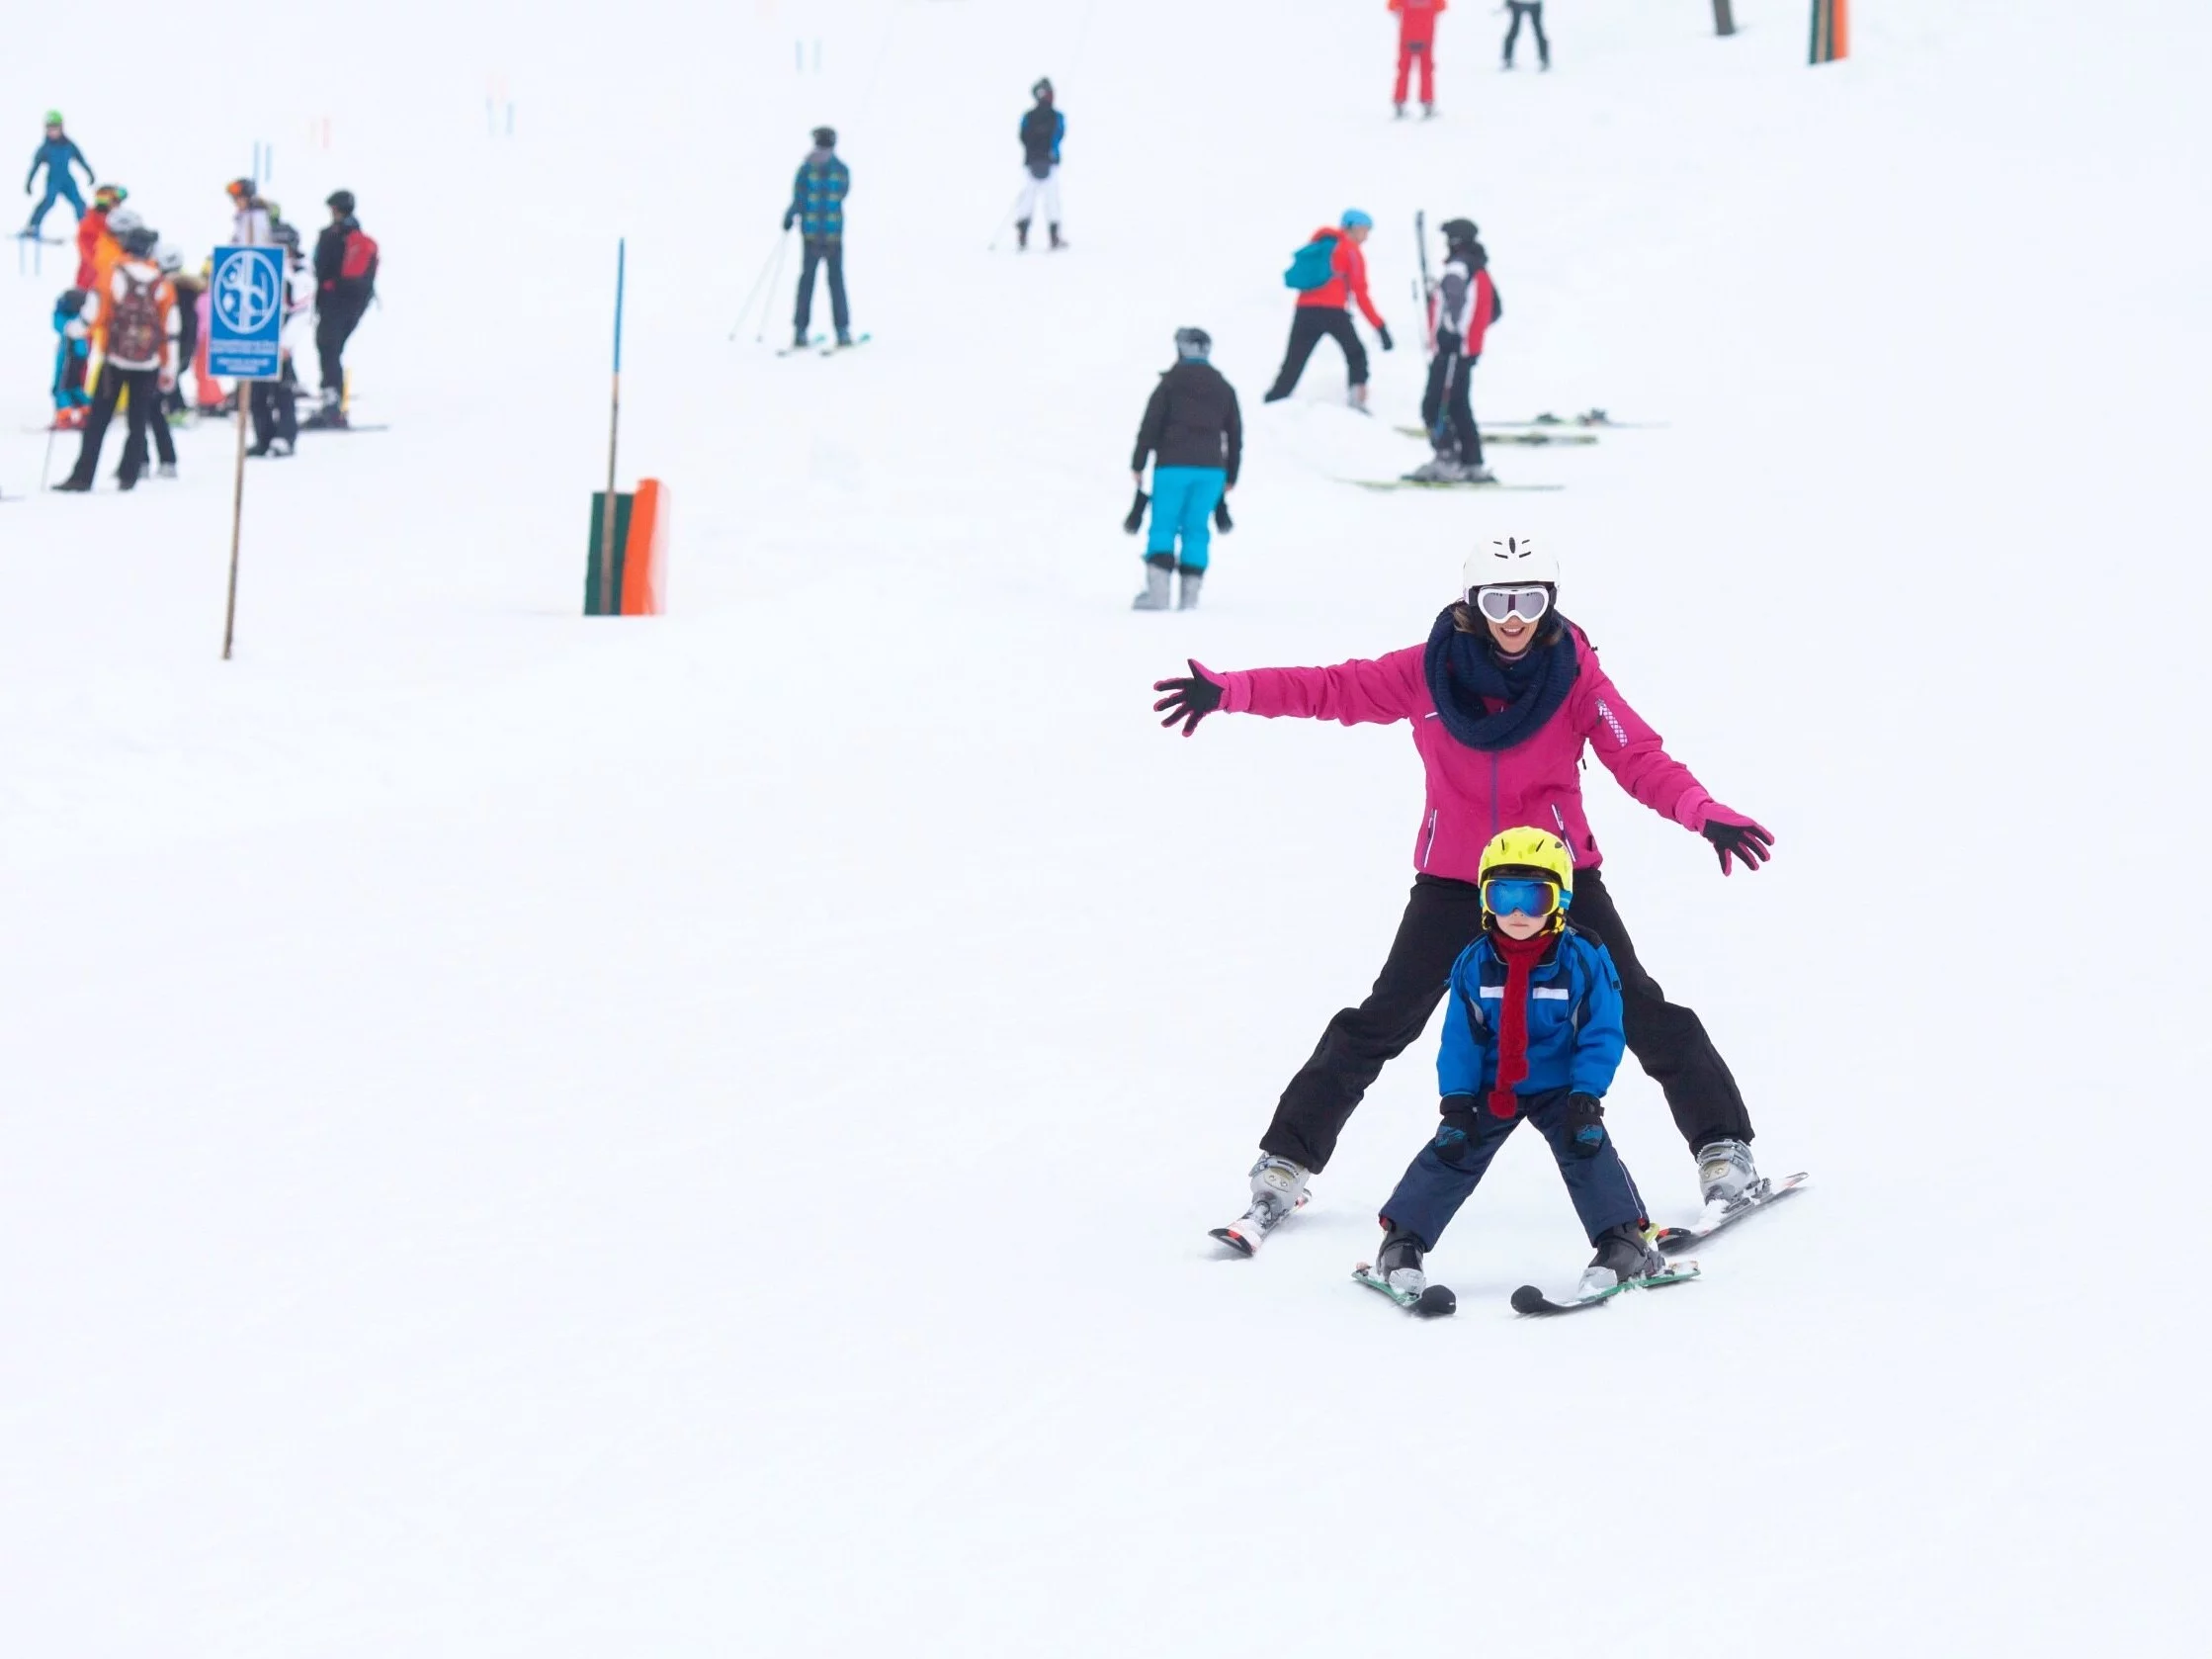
1573 653 1715 830
1211 645 1428 726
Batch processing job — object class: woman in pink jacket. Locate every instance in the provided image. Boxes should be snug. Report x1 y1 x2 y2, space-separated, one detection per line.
1152 535 1778 1253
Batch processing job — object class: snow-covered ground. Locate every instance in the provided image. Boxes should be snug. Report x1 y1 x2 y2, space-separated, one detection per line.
2 2 2206 1652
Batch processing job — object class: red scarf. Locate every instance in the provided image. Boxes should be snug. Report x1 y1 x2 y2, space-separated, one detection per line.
1487 930 1554 1119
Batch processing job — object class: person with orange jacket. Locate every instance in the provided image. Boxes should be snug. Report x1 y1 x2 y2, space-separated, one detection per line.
1262 210 1393 410
73 183 124 289
1390 0 1447 119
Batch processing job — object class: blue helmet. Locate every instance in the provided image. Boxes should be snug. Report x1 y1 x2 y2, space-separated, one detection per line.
1340 209 1374 230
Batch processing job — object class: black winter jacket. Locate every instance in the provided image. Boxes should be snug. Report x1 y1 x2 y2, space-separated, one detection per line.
1132 361 1242 482
313 216 375 306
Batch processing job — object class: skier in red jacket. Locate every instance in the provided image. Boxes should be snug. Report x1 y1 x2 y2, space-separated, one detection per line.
1390 0 1447 119
1262 211 1394 410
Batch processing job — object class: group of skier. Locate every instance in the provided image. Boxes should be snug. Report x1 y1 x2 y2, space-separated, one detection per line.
22 113 379 491
1388 0 1552 117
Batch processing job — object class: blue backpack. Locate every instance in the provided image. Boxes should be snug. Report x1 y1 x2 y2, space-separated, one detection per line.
1283 233 1339 291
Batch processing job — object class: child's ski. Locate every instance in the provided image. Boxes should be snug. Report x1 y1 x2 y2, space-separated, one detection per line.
1207 1189 1309 1257
1510 1261 1700 1317
1352 1264 1458 1318
1346 479 1565 493
818 332 872 355
1653 1172 1810 1255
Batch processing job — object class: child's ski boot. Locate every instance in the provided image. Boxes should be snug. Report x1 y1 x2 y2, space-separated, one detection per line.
1376 1223 1426 1296
1210 1155 1310 1256
1575 1221 1665 1299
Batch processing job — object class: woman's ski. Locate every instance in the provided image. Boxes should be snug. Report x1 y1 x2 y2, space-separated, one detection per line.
1653 1172 1810 1255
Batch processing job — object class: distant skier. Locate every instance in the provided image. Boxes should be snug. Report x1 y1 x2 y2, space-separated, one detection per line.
308 189 378 426
1388 0 1447 118
1149 534 1778 1253
162 244 204 418
1502 1 1551 70
226 177 273 245
248 212 306 457
1404 218 1496 483
54 220 177 492
783 127 854 349
48 288 91 430
1262 211 1392 410
23 111 95 235
74 183 124 289
1367 828 1665 1305
1014 79 1065 251
1129 327 1241 612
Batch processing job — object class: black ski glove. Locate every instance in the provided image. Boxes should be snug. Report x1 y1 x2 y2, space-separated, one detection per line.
1699 808 1775 875
1151 658 1225 737
782 211 796 230
1122 487 1149 534
1377 323 1395 352
1213 496 1234 533
1564 1093 1607 1159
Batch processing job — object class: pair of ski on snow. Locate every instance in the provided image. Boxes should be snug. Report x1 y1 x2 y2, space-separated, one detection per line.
775 333 872 358
1212 1171 1808 1318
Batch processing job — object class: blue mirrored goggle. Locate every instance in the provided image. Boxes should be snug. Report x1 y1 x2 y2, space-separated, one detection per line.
1484 877 1565 917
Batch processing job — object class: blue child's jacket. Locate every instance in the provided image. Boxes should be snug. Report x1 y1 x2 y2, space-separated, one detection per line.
1436 926 1626 1105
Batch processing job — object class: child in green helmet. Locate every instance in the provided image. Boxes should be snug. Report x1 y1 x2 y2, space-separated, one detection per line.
25 112 95 236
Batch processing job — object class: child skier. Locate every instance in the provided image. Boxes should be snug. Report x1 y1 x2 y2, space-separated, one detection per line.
1368 826 1665 1302
1388 0 1447 118
1129 327 1240 612
75 185 123 289
23 112 95 235
49 289 92 429
1404 217 1495 483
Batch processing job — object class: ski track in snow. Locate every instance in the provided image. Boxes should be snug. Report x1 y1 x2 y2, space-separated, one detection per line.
0 2 2204 1653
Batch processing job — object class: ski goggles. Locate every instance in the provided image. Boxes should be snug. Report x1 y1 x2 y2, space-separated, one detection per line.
1472 584 1552 624
1483 877 1565 917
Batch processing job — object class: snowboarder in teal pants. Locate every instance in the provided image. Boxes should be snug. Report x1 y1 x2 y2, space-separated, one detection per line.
23 112 94 235
1129 327 1240 611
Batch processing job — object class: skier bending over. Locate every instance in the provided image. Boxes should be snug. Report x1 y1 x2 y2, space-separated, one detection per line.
23 111 95 235
1388 0 1447 118
1262 211 1392 410
784 127 854 349
1149 534 1778 1251
1014 79 1065 251
1129 326 1241 612
1406 217 1495 483
1369 826 1663 1303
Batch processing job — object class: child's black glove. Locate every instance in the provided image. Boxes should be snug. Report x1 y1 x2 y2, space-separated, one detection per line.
1151 659 1225 737
1564 1092 1606 1158
1122 487 1149 535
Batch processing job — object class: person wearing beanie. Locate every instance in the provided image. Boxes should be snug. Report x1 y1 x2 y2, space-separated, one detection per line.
1013 79 1065 251
784 127 854 348
1365 826 1661 1307
1387 0 1448 119
1404 217 1497 482
1128 327 1241 612
24 112 95 235
1155 535 1778 1256
1262 210 1392 409
308 189 378 427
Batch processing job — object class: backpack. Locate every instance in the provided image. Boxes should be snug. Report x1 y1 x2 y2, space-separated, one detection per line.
1284 233 1339 292
106 267 164 365
340 228 379 285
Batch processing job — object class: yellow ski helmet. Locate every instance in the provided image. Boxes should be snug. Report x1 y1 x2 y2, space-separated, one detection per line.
1478 827 1575 933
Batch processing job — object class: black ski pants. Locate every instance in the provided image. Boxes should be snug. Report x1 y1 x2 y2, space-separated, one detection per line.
1504 2 1550 67
1265 306 1368 397
1258 869 1753 1174
64 364 164 487
1419 346 1482 465
315 293 368 395
250 358 298 451
795 237 850 336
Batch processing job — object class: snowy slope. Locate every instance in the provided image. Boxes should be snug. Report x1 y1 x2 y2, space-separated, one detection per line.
1 2 2206 1653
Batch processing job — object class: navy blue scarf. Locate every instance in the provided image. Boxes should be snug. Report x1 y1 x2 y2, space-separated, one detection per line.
1422 606 1579 751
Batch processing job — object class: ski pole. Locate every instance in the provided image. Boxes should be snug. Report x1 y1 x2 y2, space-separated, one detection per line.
39 422 58 491
726 228 793 341
752 231 792 344
984 189 1025 252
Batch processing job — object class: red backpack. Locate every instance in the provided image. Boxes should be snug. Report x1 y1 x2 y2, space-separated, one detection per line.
105 267 166 366
339 228 379 285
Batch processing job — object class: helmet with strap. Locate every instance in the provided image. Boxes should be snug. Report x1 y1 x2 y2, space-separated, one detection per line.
1478 827 1575 934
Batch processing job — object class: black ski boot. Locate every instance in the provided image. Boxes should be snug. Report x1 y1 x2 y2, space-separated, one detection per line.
1377 1223 1427 1297
1014 218 1030 250
1578 1222 1663 1297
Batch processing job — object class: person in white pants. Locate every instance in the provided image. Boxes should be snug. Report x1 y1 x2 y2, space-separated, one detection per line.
1014 78 1065 250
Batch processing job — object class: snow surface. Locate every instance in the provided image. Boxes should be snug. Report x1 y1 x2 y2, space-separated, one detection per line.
2 1 2206 1652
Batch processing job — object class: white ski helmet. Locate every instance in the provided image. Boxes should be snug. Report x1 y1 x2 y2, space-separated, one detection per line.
155 241 183 274
107 206 144 238
1463 534 1559 599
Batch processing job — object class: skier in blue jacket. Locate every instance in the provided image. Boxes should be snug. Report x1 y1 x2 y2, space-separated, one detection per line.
783 126 853 349
1368 827 1666 1302
23 112 95 235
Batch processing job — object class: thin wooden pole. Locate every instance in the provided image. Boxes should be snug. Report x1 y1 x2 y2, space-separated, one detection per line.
221 391 247 658
597 238 626 617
